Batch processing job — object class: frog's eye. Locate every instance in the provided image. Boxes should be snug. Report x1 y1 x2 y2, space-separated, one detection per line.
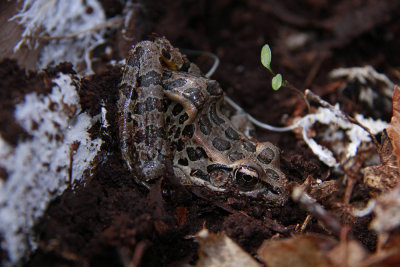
234 166 259 190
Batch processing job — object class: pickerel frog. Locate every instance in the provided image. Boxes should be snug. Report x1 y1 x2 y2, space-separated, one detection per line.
118 37 287 205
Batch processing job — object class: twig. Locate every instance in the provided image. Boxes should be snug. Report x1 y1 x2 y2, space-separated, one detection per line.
292 185 343 237
300 214 312 233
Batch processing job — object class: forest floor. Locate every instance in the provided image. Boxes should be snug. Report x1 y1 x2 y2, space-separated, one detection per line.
2 0 400 266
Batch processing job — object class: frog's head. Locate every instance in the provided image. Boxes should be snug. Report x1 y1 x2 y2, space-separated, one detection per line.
206 142 287 206
174 139 288 206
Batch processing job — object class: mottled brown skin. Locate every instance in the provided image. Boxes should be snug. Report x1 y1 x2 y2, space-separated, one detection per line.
118 37 287 205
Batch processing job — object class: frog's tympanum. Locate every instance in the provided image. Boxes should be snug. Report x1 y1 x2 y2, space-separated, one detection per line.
118 37 287 205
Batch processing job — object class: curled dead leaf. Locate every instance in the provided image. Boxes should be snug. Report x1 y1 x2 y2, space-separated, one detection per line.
257 234 367 267
363 85 400 193
363 132 399 192
387 85 400 165
257 235 336 267
195 228 261 267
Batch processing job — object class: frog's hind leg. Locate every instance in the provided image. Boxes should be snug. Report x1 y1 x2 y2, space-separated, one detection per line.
118 41 167 182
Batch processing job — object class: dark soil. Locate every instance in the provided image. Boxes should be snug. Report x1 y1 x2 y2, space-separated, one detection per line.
1 0 399 266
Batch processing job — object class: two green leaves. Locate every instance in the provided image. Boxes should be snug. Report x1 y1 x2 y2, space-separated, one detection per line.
261 44 282 90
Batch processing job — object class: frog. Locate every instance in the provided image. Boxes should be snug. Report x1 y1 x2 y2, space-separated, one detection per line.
118 37 287 205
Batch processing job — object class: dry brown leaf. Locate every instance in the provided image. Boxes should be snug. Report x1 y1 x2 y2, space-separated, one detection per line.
257 235 336 267
363 85 400 192
195 228 261 267
258 234 368 267
363 133 399 192
387 85 400 163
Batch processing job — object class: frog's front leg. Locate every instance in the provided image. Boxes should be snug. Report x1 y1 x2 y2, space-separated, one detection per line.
118 41 167 181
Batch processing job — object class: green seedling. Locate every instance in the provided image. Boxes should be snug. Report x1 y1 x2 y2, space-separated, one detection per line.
260 44 272 72
261 43 310 111
271 73 282 90
260 44 287 90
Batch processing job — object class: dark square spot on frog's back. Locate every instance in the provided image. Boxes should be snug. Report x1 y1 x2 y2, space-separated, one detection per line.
212 137 231 151
134 102 145 114
172 103 184 116
186 147 200 161
198 114 211 135
186 147 207 161
132 46 145 62
176 139 185 151
127 56 139 68
140 70 161 87
128 47 143 68
178 157 189 166
163 78 187 90
182 124 194 138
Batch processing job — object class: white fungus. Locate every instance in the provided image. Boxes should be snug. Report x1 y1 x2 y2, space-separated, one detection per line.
10 0 108 74
0 74 102 265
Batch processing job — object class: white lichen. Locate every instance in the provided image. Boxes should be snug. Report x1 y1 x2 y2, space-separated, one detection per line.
329 65 394 99
10 0 108 74
0 74 102 265
300 106 388 167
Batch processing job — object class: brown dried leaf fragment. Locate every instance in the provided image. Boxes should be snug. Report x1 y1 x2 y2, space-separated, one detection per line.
195 228 261 267
387 85 400 166
257 235 336 267
363 85 400 192
258 234 368 267
363 133 399 192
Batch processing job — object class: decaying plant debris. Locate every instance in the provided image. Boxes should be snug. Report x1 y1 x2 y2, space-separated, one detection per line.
1 0 400 266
